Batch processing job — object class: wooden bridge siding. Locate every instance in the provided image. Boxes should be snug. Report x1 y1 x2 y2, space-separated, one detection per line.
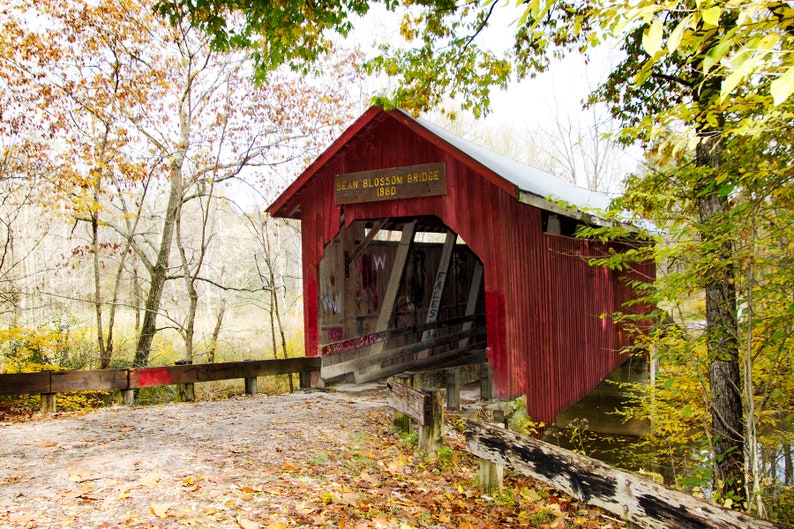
487 192 624 424
536 236 619 424
293 114 605 404
342 182 645 425
316 139 528 398
296 115 445 360
535 237 655 424
455 188 654 424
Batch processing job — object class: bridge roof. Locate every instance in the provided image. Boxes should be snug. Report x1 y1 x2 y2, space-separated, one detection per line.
409 112 612 213
268 106 613 220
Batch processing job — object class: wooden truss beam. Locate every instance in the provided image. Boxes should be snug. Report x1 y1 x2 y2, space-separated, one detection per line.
373 220 416 334
422 230 456 342
345 218 389 272
459 261 484 349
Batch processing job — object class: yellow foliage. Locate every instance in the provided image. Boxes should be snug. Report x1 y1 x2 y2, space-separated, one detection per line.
0 327 69 374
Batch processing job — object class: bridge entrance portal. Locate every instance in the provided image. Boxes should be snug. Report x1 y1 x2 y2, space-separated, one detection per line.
318 216 486 383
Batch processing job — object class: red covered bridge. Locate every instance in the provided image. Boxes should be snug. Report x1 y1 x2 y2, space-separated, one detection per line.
268 106 654 425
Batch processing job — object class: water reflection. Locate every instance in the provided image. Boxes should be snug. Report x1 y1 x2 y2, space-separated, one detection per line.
542 354 793 494
542 354 671 482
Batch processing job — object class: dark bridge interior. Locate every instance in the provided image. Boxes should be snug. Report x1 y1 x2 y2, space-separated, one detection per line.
318 215 486 384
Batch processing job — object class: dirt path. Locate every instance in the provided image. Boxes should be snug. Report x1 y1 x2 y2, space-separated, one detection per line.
0 386 390 528
0 386 621 529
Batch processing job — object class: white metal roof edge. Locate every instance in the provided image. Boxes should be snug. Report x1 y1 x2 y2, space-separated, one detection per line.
409 112 615 214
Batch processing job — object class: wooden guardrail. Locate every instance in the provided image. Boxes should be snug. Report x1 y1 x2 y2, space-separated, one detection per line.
0 357 321 412
465 420 785 529
386 377 445 454
385 362 492 454
385 364 780 528
321 315 479 357
321 315 486 383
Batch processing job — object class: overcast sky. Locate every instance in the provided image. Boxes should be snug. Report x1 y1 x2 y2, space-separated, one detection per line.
343 5 641 195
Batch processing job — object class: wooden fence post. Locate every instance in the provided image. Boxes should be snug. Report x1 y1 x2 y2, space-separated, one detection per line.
37 370 56 413
392 373 416 433
418 388 445 455
242 360 257 395
479 453 504 493
446 367 461 410
40 393 56 413
489 404 506 427
479 415 504 493
175 360 195 402
118 368 134 406
244 376 257 395
386 377 445 455
480 361 492 401
120 389 135 406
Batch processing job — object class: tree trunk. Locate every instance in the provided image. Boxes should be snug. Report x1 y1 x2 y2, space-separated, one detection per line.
696 132 745 503
132 264 141 333
133 163 183 367
207 298 225 363
91 128 110 369
175 202 197 362
95 199 134 370
92 204 108 367
102 241 132 369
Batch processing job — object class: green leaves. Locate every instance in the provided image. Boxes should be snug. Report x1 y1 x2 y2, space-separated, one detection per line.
771 66 794 106
641 18 664 56
701 6 722 27
362 4 513 117
666 16 689 54
155 0 374 81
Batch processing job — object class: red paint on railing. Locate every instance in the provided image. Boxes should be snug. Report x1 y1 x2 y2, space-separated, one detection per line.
135 367 174 388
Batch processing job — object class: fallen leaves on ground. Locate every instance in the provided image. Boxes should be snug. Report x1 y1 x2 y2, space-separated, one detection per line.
222 410 624 529
0 389 624 528
150 502 172 518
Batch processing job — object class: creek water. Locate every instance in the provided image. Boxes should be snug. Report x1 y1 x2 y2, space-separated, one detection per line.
541 354 676 482
536 354 794 526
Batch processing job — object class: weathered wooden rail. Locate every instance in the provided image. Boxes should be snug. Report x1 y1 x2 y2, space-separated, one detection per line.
386 362 491 454
387 377 445 454
466 420 785 529
321 315 479 357
385 367 782 529
0 357 321 412
321 314 486 383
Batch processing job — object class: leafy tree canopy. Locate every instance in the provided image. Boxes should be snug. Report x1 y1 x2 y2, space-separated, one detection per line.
159 1 794 131
376 0 794 136
154 0 512 114
154 0 385 80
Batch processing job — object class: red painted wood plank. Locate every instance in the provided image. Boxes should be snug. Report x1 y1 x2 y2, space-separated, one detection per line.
129 367 174 388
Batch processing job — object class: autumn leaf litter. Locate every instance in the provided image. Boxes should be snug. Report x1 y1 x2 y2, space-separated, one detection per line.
0 385 623 529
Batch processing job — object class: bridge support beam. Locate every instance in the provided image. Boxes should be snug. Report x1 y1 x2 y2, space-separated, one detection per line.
356 221 416 383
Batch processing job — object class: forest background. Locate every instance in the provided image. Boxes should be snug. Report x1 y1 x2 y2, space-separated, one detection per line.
1 0 793 525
